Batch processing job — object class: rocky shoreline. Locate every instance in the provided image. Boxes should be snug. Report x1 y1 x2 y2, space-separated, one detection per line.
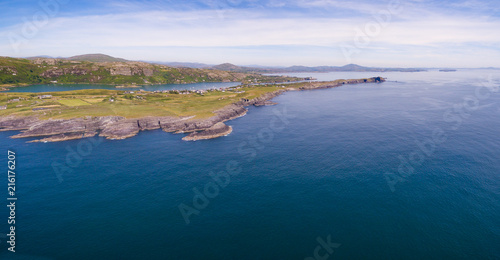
0 77 384 142
182 122 233 141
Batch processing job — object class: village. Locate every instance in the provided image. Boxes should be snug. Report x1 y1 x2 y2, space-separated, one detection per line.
149 85 252 95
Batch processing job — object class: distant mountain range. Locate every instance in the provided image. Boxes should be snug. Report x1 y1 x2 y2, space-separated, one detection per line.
66 54 128 63
144 61 212 69
24 54 428 73
27 53 128 63
211 63 426 73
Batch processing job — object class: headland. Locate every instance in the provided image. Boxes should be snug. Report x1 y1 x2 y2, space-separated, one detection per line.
0 77 384 142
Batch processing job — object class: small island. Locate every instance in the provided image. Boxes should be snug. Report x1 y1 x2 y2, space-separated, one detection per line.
0 77 385 142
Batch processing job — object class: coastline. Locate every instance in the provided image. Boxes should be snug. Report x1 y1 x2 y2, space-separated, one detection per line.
0 78 308 92
0 77 384 142
0 81 239 91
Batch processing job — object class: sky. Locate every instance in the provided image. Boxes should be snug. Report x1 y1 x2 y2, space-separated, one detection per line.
0 0 499 67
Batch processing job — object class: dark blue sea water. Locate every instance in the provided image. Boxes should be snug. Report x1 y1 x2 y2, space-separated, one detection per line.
0 70 499 259
2 82 240 93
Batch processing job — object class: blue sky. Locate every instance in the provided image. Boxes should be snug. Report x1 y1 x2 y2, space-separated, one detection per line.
1 0 499 67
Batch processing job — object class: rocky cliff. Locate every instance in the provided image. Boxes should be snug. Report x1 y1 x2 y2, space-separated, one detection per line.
182 122 233 141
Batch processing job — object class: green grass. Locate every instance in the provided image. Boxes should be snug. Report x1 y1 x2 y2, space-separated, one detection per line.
82 98 104 104
58 99 91 107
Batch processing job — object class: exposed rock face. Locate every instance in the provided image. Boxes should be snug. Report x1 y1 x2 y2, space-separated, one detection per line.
253 101 278 106
8 116 123 139
41 67 89 77
182 122 232 141
142 68 154 77
109 62 155 76
0 77 385 142
0 116 40 131
31 58 59 65
110 65 132 76
0 66 17 74
30 131 98 143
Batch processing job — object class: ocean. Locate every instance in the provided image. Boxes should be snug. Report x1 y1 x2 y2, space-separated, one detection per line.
0 70 499 259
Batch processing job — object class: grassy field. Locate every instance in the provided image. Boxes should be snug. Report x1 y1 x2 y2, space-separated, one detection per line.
82 98 104 104
0 84 286 120
58 99 91 106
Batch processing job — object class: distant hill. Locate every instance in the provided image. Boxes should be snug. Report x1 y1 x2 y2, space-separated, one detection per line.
67 54 128 63
212 63 243 71
26 55 56 59
211 63 274 73
340 64 367 71
147 61 212 69
209 63 426 73
0 56 305 86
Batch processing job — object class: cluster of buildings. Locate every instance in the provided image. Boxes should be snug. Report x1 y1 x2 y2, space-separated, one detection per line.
151 89 206 95
150 86 247 95
8 98 23 103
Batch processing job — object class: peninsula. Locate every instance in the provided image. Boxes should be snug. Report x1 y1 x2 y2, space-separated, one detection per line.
0 77 385 142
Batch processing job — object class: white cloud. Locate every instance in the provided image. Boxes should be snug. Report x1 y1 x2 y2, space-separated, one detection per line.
0 3 499 67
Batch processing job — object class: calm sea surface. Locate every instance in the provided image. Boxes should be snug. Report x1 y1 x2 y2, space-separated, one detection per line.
0 70 499 259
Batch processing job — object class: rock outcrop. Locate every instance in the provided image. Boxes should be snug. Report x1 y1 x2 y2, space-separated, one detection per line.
182 122 233 141
31 58 60 65
41 67 89 77
108 62 156 76
0 116 40 131
0 66 18 75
